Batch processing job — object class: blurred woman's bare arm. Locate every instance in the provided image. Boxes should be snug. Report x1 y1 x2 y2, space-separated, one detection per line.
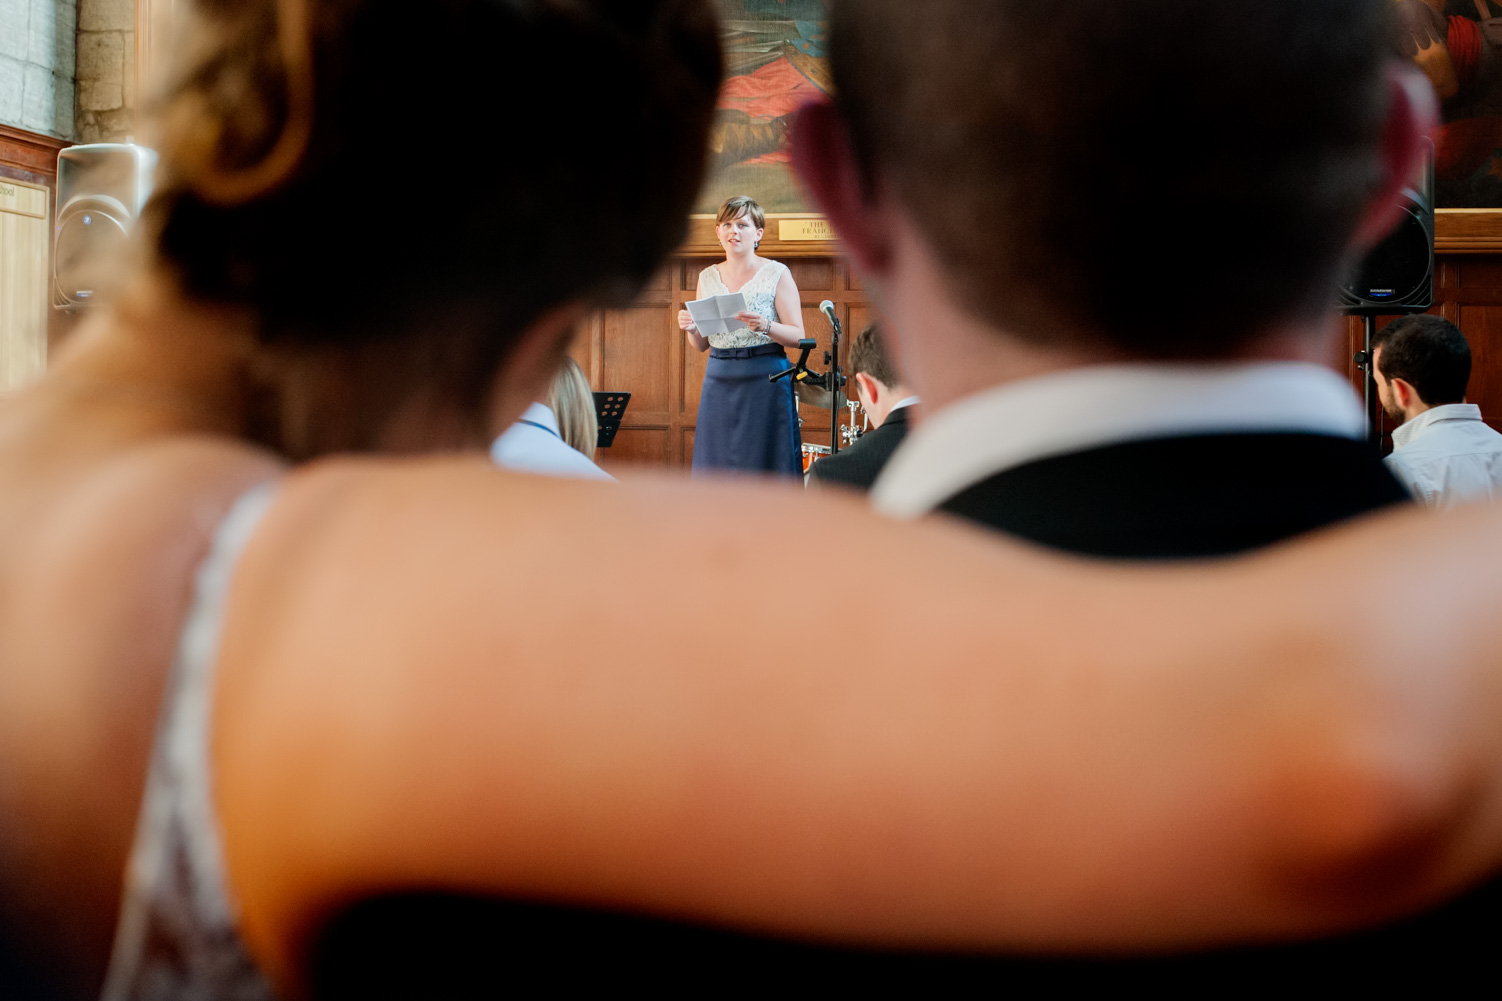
213 459 1502 993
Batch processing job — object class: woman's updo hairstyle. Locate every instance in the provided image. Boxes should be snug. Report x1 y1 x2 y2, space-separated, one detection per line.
144 0 721 410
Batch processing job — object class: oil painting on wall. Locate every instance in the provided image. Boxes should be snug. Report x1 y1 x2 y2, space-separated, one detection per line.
1399 0 1502 207
694 0 830 215
700 2 1502 212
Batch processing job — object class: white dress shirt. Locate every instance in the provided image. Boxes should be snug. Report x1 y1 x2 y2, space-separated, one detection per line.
1385 403 1502 508
871 362 1367 518
490 403 615 481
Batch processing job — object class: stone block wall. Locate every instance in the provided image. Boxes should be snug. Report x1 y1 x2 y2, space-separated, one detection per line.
75 0 132 142
0 0 78 138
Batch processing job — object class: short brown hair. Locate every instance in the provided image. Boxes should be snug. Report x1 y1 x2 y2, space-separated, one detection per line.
848 324 900 388
716 195 766 230
145 0 720 426
829 0 1394 358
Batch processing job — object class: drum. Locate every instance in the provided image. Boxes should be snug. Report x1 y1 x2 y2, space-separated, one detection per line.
801 442 831 475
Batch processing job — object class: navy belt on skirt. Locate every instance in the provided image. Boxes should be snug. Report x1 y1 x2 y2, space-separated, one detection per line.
709 343 786 360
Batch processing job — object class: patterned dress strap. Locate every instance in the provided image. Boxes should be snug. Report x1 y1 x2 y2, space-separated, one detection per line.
700 264 727 295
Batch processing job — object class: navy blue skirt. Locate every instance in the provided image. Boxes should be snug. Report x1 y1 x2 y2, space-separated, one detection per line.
693 344 802 478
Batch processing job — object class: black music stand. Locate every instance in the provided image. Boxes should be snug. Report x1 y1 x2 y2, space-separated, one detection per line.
594 391 630 449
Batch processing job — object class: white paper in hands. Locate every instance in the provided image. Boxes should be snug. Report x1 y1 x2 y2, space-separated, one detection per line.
686 293 750 337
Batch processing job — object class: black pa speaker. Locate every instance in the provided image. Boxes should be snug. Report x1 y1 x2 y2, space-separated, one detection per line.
53 143 158 311
1339 139 1434 315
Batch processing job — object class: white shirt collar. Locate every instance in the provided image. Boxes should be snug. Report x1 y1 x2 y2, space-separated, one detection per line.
516 401 561 435
889 395 921 413
871 362 1366 518
1391 403 1483 450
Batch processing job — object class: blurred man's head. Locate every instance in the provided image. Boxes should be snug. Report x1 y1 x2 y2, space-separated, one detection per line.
848 324 910 428
794 0 1434 402
1373 315 1472 424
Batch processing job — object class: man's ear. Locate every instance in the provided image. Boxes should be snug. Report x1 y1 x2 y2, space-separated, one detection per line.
1351 62 1440 253
1392 375 1419 411
853 371 879 408
791 100 893 277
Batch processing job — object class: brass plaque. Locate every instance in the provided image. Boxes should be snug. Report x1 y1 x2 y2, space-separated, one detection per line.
0 179 47 219
778 218 836 242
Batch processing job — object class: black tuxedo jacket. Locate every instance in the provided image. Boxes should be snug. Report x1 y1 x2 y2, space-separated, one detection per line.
808 405 913 492
937 431 1410 557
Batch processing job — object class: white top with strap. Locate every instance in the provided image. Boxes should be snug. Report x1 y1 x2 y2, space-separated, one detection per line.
698 260 787 349
101 483 281 1001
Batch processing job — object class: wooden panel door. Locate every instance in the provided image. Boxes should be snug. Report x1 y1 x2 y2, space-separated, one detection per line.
0 178 49 393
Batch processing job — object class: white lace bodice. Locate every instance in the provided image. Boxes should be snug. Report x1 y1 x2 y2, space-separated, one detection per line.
699 260 787 349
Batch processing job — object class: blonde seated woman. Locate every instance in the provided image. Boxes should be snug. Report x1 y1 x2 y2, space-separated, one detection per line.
6 0 1502 998
490 357 613 481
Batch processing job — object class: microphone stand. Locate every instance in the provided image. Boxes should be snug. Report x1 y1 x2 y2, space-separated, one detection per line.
825 308 843 455
770 315 846 455
1353 314 1378 445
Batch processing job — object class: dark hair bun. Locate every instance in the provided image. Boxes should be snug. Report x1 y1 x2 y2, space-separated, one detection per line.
147 0 721 406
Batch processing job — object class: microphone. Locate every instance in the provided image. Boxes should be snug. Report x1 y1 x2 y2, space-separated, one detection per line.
820 300 837 327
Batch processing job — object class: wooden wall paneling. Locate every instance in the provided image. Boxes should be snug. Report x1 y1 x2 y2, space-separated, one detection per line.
567 313 601 386
846 261 864 291
786 258 835 293
584 260 685 470
1454 256 1502 294
1460 304 1502 434
1407 256 1502 434
0 127 67 367
597 427 670 473
602 306 672 439
0 178 50 393
847 304 875 343
0 125 68 180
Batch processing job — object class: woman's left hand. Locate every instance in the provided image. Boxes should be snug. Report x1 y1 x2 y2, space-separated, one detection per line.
736 311 770 333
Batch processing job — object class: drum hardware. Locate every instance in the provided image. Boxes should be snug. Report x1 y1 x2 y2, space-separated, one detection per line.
794 381 849 410
800 442 831 476
841 399 864 446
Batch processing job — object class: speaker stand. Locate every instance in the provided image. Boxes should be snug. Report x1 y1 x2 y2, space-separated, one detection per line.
1354 314 1379 447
